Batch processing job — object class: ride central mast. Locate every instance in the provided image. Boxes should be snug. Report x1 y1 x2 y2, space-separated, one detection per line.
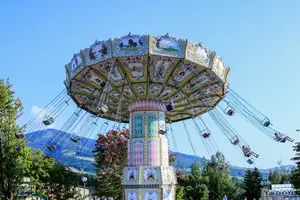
122 100 176 200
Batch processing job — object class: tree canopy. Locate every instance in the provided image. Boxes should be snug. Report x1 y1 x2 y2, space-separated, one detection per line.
243 168 263 200
291 142 300 193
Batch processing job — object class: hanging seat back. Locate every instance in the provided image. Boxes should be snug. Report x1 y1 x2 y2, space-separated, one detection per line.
166 102 174 112
43 116 54 126
261 117 271 127
70 137 80 143
230 136 239 145
247 158 254 165
224 104 236 116
47 145 56 151
159 129 167 135
202 132 210 138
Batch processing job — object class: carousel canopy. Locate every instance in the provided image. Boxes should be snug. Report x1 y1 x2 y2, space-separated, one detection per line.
64 33 230 123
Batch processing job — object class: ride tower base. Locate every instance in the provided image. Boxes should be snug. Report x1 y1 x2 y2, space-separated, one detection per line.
122 100 177 200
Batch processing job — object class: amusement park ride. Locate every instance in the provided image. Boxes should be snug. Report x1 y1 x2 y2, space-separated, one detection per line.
23 33 294 200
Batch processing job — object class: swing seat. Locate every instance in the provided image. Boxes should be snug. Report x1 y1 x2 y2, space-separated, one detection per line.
43 116 54 126
159 130 167 135
224 104 236 116
230 136 239 145
70 137 80 143
242 145 251 157
227 108 236 116
274 132 287 143
261 118 271 127
247 158 254 165
166 103 174 112
15 133 25 139
202 132 210 139
47 145 56 151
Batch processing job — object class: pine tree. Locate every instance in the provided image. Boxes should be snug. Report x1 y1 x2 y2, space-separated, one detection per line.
0 79 34 200
243 168 263 200
291 142 300 193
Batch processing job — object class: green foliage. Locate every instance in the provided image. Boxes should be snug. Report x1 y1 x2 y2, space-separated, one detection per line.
228 177 245 200
184 161 209 200
41 162 80 200
176 186 185 200
176 153 244 200
0 79 33 200
0 79 82 200
268 167 291 184
243 168 263 200
291 142 300 193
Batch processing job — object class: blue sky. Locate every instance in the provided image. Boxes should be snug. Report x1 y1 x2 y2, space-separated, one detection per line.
1 0 300 168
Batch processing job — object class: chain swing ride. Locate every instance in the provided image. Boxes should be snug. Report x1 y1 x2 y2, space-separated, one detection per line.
20 33 293 200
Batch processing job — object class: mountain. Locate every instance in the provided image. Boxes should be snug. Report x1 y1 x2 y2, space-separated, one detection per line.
26 129 295 177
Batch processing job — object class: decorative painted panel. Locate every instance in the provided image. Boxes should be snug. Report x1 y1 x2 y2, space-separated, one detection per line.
147 113 158 138
134 114 143 138
144 191 158 200
211 55 229 82
147 140 160 166
144 168 158 183
119 56 147 82
128 190 138 200
94 60 125 86
183 72 213 93
82 69 106 87
113 34 148 57
149 56 178 81
172 61 200 84
186 41 211 67
200 96 220 107
150 34 185 58
68 52 85 78
132 140 144 166
126 168 138 184
83 40 112 66
132 83 147 98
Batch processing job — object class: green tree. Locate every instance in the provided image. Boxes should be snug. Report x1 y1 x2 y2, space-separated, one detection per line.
243 168 263 200
291 142 300 193
28 151 56 197
41 162 80 200
176 186 185 200
0 79 33 200
203 152 233 200
228 177 245 200
185 161 209 200
268 170 281 184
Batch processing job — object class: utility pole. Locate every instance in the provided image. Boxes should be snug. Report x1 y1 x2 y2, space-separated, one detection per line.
82 176 87 200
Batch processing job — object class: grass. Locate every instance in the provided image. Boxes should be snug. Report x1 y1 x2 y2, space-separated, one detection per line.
120 47 140 51
158 47 179 52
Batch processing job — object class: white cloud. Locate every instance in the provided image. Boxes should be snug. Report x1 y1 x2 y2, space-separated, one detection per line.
31 105 44 116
